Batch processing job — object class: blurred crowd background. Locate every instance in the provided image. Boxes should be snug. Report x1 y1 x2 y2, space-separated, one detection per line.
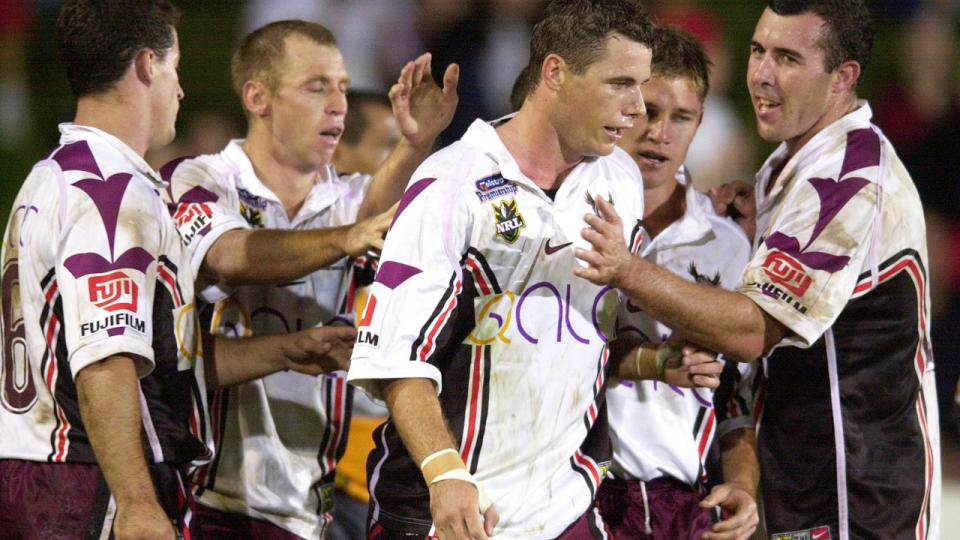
1 0 959 473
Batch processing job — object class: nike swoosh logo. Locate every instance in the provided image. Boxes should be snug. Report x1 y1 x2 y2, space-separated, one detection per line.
544 240 573 255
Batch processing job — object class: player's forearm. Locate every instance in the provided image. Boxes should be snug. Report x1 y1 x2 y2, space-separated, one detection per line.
719 427 759 498
204 334 288 388
202 227 348 284
356 137 431 221
616 256 771 362
76 355 160 507
381 377 460 464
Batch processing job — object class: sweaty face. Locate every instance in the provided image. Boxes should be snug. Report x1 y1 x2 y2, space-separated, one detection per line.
267 37 350 172
151 29 184 150
618 75 703 190
555 34 651 160
747 8 837 152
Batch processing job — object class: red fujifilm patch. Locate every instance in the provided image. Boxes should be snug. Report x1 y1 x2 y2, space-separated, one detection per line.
762 251 812 296
88 271 138 312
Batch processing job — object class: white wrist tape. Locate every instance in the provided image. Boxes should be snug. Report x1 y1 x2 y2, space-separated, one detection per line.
420 448 459 471
431 468 493 513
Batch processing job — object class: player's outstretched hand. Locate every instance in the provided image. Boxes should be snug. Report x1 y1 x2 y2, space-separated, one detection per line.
113 499 176 540
390 52 459 150
699 482 759 540
282 326 357 374
345 202 397 257
573 196 633 288
429 479 499 540
708 180 756 242
662 345 723 389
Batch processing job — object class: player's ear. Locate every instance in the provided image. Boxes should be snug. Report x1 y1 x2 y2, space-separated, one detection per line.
832 60 860 94
541 54 566 92
242 80 270 117
134 48 155 86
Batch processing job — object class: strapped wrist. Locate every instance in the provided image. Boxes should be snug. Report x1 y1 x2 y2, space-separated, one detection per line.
419 448 493 513
634 343 659 380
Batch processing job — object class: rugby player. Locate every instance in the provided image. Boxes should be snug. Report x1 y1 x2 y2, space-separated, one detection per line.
575 1 940 538
0 3 354 539
595 24 759 540
347 1 722 538
164 20 458 539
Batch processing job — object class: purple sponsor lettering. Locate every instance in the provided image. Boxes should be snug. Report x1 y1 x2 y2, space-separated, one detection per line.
513 282 617 345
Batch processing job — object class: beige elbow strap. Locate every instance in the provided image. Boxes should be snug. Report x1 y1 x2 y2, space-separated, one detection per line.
635 341 684 381
635 343 661 381
419 448 493 513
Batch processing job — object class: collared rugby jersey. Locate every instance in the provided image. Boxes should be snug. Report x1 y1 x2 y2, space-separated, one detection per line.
737 102 940 540
166 139 370 539
348 119 645 539
607 167 753 488
0 124 209 467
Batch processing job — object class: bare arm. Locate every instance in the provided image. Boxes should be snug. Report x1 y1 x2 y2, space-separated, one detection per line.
573 197 787 363
356 53 459 220
76 355 175 540
204 326 357 388
200 210 392 284
609 334 723 388
382 377 498 539
701 428 760 540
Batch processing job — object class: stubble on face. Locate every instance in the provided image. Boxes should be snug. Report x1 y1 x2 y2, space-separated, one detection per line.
747 9 837 152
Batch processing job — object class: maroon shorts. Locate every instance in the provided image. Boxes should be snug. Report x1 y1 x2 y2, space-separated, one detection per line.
368 502 612 540
195 502 305 540
596 476 712 540
0 458 193 539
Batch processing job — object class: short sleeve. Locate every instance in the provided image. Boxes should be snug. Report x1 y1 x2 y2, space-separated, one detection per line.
347 173 471 400
166 158 250 301
737 176 878 348
58 175 161 378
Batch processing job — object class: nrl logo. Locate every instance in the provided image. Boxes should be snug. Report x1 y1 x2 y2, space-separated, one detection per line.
240 203 263 228
492 198 526 244
585 192 614 215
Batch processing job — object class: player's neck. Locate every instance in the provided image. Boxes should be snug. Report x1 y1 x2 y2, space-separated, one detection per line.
496 103 581 191
784 93 861 161
74 94 152 157
242 135 323 220
641 179 685 240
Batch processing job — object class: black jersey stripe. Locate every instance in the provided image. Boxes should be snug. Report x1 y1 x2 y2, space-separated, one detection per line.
410 272 460 363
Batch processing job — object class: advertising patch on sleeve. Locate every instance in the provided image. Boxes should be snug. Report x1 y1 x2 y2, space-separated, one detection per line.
80 270 147 337
173 203 213 244
762 251 812 297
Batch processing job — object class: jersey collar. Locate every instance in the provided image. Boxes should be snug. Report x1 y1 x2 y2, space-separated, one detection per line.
461 117 597 203
755 100 873 215
642 166 714 253
58 123 164 186
220 139 345 220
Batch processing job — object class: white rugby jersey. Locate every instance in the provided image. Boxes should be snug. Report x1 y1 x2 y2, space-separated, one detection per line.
348 119 645 539
166 140 370 539
0 124 209 467
607 167 752 487
738 102 940 540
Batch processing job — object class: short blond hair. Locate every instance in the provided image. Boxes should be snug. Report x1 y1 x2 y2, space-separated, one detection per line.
231 19 337 97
